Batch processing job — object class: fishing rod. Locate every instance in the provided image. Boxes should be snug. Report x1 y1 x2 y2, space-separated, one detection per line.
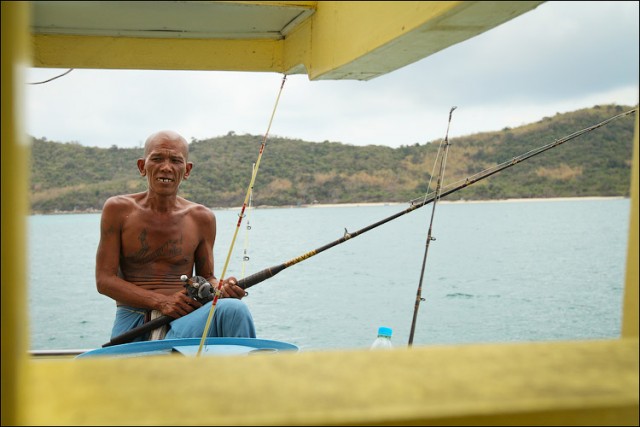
102 107 636 348
194 74 288 356
235 107 636 290
408 106 455 346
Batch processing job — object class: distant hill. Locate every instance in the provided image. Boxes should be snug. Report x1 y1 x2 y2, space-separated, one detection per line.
29 104 636 214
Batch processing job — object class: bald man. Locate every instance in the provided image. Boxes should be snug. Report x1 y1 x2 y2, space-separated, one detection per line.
96 130 255 342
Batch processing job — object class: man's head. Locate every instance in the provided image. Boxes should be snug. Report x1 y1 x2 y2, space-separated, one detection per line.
143 130 189 159
137 130 193 194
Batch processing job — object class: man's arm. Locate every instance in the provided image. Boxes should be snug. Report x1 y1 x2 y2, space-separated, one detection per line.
193 205 246 299
193 204 216 282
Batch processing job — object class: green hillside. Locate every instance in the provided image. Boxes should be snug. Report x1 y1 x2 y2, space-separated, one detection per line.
29 104 636 214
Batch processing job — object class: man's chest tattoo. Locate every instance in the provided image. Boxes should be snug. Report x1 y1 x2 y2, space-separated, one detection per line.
125 229 183 264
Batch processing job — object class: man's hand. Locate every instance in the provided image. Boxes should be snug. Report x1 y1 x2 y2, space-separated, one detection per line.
219 276 247 299
158 289 203 318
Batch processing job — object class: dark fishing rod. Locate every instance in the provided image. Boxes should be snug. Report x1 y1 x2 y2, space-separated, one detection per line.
235 108 636 291
408 106 456 346
102 107 636 348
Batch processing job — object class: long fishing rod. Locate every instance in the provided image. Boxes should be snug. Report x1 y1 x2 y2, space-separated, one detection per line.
235 107 636 290
408 106 456 346
194 74 288 356
102 107 636 348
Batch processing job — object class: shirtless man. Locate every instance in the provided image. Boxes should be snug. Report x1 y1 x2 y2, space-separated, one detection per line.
95 130 255 342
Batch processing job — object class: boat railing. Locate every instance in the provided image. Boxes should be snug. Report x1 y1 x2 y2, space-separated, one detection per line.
29 349 90 359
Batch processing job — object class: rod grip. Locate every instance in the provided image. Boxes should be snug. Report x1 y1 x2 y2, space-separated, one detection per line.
237 264 286 290
102 315 173 347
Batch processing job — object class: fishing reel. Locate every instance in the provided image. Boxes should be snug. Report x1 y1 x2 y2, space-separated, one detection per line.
180 275 216 304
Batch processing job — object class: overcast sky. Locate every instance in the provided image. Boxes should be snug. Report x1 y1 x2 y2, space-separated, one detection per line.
25 1 639 149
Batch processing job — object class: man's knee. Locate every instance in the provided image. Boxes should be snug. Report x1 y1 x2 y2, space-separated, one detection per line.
217 298 251 316
215 299 256 338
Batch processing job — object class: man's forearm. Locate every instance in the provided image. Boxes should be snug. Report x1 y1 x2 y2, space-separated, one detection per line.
97 276 165 310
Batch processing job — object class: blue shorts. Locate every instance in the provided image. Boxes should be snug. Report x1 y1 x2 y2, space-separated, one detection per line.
111 299 256 342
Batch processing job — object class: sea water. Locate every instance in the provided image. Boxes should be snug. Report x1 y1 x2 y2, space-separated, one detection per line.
27 198 631 351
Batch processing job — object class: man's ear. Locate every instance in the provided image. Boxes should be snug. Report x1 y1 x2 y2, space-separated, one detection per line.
137 159 146 176
184 162 193 179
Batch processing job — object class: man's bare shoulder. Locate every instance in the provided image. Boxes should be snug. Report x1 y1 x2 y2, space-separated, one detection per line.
180 198 215 222
102 193 145 215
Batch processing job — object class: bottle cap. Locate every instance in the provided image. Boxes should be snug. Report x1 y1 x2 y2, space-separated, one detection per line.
378 326 392 337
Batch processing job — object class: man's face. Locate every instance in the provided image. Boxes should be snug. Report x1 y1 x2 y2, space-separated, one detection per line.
138 138 192 195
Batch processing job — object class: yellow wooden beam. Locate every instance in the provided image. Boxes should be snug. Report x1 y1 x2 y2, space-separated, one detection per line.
1 2 31 425
32 34 284 72
308 1 469 80
285 1 545 80
22 339 639 425
622 111 639 338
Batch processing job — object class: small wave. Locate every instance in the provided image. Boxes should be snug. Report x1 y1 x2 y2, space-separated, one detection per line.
445 293 474 298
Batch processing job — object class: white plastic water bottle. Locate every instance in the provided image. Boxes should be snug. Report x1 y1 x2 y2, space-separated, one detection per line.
370 326 393 349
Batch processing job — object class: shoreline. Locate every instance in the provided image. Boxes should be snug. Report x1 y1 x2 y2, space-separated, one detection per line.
31 196 627 215
263 196 626 210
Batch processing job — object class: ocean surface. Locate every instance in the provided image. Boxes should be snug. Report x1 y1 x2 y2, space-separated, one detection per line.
28 198 631 352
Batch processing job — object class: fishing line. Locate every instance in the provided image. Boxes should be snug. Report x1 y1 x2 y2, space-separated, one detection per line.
241 162 257 280
196 75 287 356
27 68 74 85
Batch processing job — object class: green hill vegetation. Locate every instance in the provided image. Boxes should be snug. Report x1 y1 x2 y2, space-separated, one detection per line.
29 104 636 214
